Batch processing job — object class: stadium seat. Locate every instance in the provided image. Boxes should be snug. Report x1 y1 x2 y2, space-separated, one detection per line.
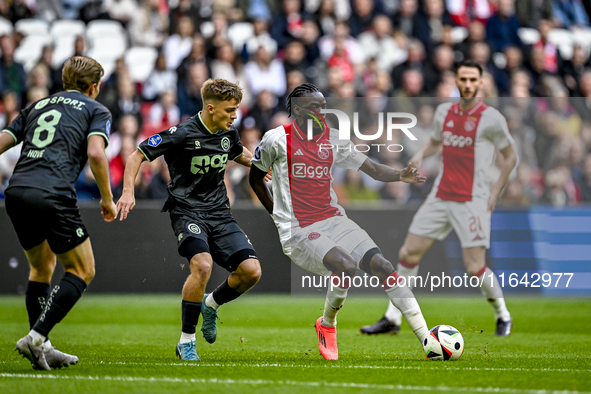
557 44 573 60
571 27 591 53
101 60 116 81
450 26 469 44
86 19 124 36
547 28 573 47
517 28 541 45
50 19 86 40
125 46 158 83
14 35 52 72
52 36 77 68
227 22 255 52
86 20 126 47
87 40 122 80
86 49 115 80
547 29 574 60
15 19 49 36
0 17 13 36
88 36 127 61
200 21 214 38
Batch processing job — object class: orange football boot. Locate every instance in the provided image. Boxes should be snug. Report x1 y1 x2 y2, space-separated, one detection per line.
315 317 338 360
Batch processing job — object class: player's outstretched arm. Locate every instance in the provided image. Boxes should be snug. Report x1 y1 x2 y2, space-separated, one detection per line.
249 165 274 214
360 159 426 184
116 149 145 221
488 144 517 212
410 138 442 169
0 131 16 156
88 135 116 222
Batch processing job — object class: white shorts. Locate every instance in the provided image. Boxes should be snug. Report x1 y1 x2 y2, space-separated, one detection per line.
286 215 378 276
408 195 491 249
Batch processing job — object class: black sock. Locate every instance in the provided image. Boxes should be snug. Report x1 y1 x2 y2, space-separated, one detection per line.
211 279 242 306
25 281 50 329
32 273 87 337
181 300 201 334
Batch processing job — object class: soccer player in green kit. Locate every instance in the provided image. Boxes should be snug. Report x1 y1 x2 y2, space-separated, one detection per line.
117 79 264 361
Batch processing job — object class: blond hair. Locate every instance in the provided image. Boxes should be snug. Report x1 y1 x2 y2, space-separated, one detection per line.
62 56 104 92
201 78 243 104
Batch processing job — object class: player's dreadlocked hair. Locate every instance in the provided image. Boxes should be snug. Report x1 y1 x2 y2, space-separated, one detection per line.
286 83 320 117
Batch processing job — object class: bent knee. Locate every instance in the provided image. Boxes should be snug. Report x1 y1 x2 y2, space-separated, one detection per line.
337 255 357 278
84 266 96 283
399 245 422 263
323 247 357 277
465 262 485 277
72 264 95 284
239 259 262 284
369 255 394 279
190 254 213 273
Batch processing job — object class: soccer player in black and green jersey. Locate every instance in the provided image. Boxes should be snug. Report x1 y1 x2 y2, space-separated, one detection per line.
116 79 262 361
0 56 117 370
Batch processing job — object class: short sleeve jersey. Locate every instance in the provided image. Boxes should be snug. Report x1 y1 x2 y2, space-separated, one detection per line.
251 121 367 246
3 90 111 199
431 100 515 202
137 113 243 211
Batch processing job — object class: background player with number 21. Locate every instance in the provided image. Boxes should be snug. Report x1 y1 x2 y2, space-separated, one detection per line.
361 59 518 337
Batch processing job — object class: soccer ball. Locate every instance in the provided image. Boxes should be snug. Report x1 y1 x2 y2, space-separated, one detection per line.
423 325 464 361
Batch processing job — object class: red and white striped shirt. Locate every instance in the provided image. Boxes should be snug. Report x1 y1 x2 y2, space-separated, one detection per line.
430 100 514 202
251 122 367 253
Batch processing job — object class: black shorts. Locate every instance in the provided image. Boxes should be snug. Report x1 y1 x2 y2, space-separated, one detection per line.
170 207 257 272
5 187 89 254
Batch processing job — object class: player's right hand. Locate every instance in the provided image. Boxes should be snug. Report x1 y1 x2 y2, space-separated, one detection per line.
116 193 136 221
101 199 117 222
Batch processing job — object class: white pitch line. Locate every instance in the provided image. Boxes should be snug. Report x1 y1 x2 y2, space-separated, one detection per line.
0 373 588 394
2 360 589 373
105 361 591 374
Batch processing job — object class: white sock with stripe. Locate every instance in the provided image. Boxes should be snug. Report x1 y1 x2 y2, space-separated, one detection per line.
322 274 349 327
383 272 429 343
384 260 420 325
475 266 511 321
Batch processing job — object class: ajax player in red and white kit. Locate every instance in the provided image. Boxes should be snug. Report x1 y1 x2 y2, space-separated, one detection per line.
361 60 517 337
249 83 431 360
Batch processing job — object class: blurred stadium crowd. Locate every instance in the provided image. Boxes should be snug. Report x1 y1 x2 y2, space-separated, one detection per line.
0 0 591 207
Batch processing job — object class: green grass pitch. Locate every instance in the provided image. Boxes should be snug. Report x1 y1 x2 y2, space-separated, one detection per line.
1 295 590 393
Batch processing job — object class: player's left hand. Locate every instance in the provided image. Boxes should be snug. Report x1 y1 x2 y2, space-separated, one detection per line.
101 199 117 222
264 168 272 182
400 162 426 184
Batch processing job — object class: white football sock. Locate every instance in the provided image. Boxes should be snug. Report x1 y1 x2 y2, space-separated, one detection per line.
477 267 511 321
205 293 220 311
322 281 349 327
384 302 402 325
179 332 196 344
42 339 52 352
384 273 429 343
28 330 46 347
384 261 420 325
